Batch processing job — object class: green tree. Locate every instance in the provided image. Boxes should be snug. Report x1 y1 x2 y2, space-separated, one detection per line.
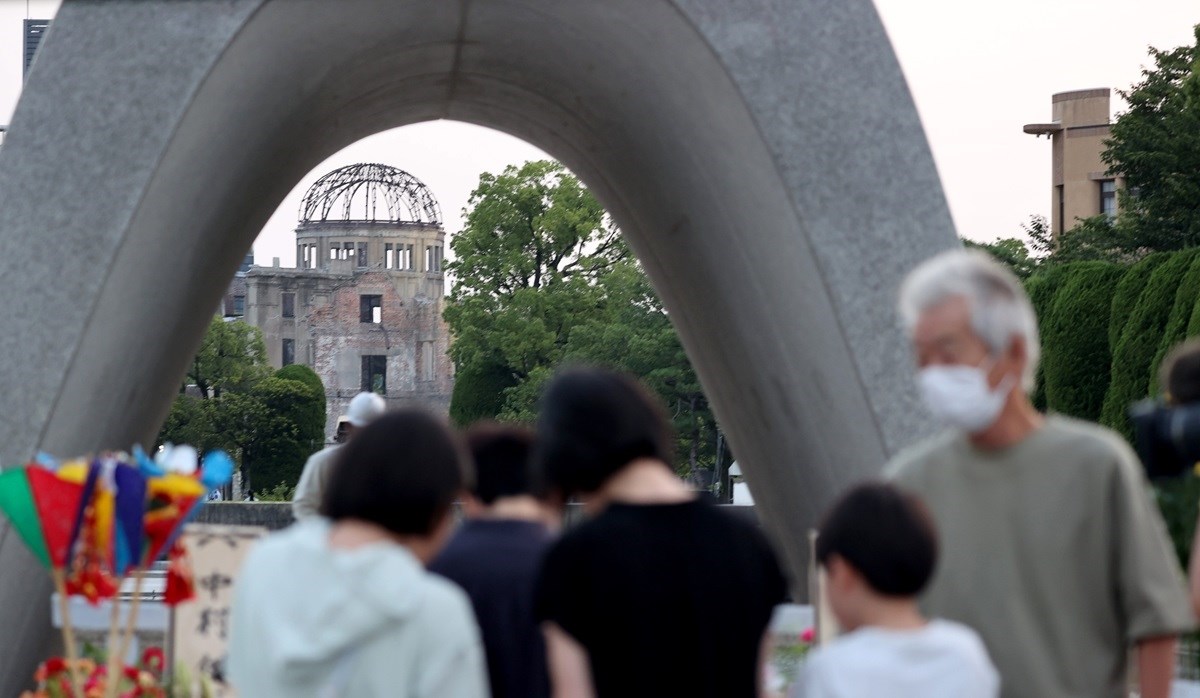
1052 215 1139 263
240 377 321 491
445 161 722 479
158 394 220 452
963 237 1037 279
1101 249 1199 437
159 317 322 493
187 316 271 398
1102 25 1200 251
1040 262 1125 420
449 360 519 427
275 364 327 435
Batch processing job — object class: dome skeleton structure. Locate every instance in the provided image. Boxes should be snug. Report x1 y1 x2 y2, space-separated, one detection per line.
298 163 442 226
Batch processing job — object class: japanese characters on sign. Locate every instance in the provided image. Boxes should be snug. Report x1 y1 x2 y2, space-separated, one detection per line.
172 524 265 697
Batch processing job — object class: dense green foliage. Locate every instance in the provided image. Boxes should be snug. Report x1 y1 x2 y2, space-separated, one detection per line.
963 237 1037 279
1148 253 1200 396
1024 265 1072 411
243 377 323 492
276 364 326 404
1101 250 1199 438
274 364 327 442
1041 262 1125 421
159 319 325 494
449 361 518 427
1108 253 1172 350
444 161 724 479
1158 474 1200 567
1102 26 1200 251
187 316 270 398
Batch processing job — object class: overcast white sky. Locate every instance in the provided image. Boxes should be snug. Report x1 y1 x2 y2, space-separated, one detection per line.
1 0 1197 267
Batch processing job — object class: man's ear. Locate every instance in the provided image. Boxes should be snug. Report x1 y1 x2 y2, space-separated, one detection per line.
1008 335 1028 369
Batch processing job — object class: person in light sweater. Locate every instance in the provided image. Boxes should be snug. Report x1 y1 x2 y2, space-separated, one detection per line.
792 482 998 698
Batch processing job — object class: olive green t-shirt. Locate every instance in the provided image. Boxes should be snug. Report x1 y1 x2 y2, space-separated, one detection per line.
886 416 1193 698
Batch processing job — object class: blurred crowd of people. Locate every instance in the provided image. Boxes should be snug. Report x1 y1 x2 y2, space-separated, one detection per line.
224 250 1197 698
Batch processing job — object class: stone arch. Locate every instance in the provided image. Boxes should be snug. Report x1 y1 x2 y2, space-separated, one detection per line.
0 0 956 682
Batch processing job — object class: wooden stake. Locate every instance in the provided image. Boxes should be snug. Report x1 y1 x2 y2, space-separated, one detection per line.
51 569 85 698
114 567 145 680
103 587 123 698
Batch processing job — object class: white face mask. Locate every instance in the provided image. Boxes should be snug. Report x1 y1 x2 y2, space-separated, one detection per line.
918 361 1014 433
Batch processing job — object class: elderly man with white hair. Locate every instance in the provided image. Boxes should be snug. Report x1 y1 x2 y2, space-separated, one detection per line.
886 249 1192 698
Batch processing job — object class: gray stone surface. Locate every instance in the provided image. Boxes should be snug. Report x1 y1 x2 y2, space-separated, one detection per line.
195 503 296 531
0 0 956 689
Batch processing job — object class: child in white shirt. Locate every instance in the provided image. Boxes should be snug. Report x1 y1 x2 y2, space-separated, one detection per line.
792 483 998 698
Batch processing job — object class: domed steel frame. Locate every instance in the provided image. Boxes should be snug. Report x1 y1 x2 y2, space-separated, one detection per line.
299 163 442 225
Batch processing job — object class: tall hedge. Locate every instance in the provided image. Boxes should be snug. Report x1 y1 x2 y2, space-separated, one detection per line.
1108 252 1171 350
449 361 518 427
1024 265 1072 411
1041 262 1125 420
244 376 324 491
1186 278 1200 337
1148 252 1200 396
1101 249 1199 438
275 364 327 430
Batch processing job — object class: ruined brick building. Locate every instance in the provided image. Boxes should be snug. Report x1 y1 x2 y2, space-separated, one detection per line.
240 163 454 438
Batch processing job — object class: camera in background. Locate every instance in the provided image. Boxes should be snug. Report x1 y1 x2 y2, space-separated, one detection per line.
1130 400 1200 480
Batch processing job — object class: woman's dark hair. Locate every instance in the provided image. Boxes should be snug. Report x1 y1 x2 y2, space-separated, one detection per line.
465 422 536 505
321 409 471 536
535 366 674 496
815 482 938 597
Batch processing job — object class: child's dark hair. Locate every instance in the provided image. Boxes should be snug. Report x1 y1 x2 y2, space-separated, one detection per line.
535 366 674 496
465 422 536 504
321 409 471 535
816 482 938 597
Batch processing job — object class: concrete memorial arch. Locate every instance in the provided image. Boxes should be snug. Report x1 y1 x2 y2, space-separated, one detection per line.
0 0 957 683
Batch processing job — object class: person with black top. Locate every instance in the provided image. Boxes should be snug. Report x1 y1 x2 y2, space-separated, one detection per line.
533 367 789 698
429 423 556 698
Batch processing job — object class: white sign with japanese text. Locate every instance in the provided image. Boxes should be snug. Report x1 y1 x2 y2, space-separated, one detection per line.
172 523 266 697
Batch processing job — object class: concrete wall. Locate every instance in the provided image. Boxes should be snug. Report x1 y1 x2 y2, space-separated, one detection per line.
246 263 453 438
308 272 454 431
194 502 758 533
0 0 957 688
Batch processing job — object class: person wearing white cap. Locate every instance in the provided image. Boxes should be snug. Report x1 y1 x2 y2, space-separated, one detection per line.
292 391 387 520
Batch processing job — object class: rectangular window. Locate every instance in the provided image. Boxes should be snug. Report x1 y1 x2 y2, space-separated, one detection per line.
282 292 295 319
425 245 443 272
233 295 245 316
281 338 295 367
361 355 387 394
1055 184 1064 234
329 246 338 261
23 19 49 79
357 242 368 267
1100 180 1117 219
360 294 382 323
421 341 435 381
400 244 413 270
385 244 394 269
